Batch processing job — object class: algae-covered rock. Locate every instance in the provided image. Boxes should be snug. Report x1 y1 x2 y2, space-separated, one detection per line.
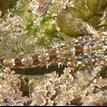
57 0 107 36
86 0 107 14
56 6 97 36
0 0 17 15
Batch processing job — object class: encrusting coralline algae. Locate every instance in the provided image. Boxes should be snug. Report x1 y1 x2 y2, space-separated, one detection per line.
0 0 107 106
0 64 107 106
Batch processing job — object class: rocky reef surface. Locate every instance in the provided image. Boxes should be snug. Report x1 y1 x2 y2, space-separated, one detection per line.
0 0 107 106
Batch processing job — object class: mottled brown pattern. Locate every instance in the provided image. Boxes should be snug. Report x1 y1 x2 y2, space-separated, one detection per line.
0 35 107 74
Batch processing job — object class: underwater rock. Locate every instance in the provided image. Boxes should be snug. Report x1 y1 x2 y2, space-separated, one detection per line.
86 0 107 14
56 7 98 36
0 0 17 16
57 0 107 36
